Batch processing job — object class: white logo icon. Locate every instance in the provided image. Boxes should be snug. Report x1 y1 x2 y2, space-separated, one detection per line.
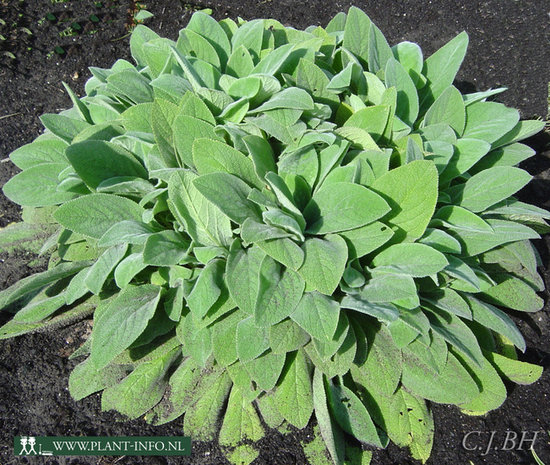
19 436 37 455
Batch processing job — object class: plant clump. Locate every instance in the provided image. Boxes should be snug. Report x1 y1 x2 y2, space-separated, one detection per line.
0 7 547 465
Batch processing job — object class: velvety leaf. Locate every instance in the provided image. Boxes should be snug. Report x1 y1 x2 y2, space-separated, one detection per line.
471 142 535 173
173 115 222 168
304 182 389 234
244 350 286 391
193 138 260 188
291 291 340 341
439 138 491 184
371 243 448 277
371 160 438 241
193 172 262 224
481 277 544 312
419 31 468 110
463 101 520 144
114 253 147 288
327 380 386 447
90 285 162 369
54 193 144 239
98 220 157 248
231 19 264 60
340 294 400 323
423 86 465 135
183 371 232 441
273 349 313 429
9 139 68 169
453 350 507 415
226 243 265 315
485 351 542 385
250 87 315 113
106 69 154 104
453 166 532 213
101 347 178 419
143 231 190 266
465 296 525 351
359 271 418 304
187 259 225 318
3 163 78 207
385 58 419 126
424 307 484 366
236 315 270 362
269 318 310 355
130 25 160 67
492 119 546 148
343 105 390 141
186 11 231 66
66 140 147 190
146 357 202 425
168 171 232 247
343 6 372 64
339 222 394 258
254 255 305 326
368 23 393 74
452 218 539 256
84 244 127 294
312 369 345 465
256 237 305 271
298 235 347 295
392 41 423 85
401 346 479 405
40 114 91 143
352 325 402 397
219 385 265 447
418 228 462 254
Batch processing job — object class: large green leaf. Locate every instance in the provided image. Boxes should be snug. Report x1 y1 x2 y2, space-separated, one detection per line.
343 6 372 64
385 58 419 126
226 243 265 315
236 316 269 362
193 138 260 188
304 182 390 234
327 380 386 447
371 160 438 241
101 346 179 419
419 31 468 111
3 163 78 207
273 349 313 429
66 140 147 189
194 172 262 225
298 235 348 295
54 194 144 239
401 344 479 405
371 243 448 277
351 324 402 397
168 171 232 247
90 285 162 369
453 166 531 213
312 369 345 465
423 86 465 134
219 385 265 447
463 101 520 144
291 292 340 342
254 255 305 326
0 260 90 310
183 371 232 441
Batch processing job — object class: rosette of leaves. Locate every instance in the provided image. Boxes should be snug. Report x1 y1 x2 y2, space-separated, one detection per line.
1 7 547 464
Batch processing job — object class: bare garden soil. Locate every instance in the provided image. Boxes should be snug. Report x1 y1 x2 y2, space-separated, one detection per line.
0 0 549 464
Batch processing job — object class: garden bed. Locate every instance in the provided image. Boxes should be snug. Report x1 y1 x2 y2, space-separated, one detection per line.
0 0 549 464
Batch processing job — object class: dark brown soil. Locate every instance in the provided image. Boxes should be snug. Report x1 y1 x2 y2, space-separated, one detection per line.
0 1 549 464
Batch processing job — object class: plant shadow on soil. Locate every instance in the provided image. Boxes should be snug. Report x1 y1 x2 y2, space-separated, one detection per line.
0 1 549 464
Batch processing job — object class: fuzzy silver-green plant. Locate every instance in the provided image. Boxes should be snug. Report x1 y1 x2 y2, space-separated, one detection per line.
1 7 547 465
